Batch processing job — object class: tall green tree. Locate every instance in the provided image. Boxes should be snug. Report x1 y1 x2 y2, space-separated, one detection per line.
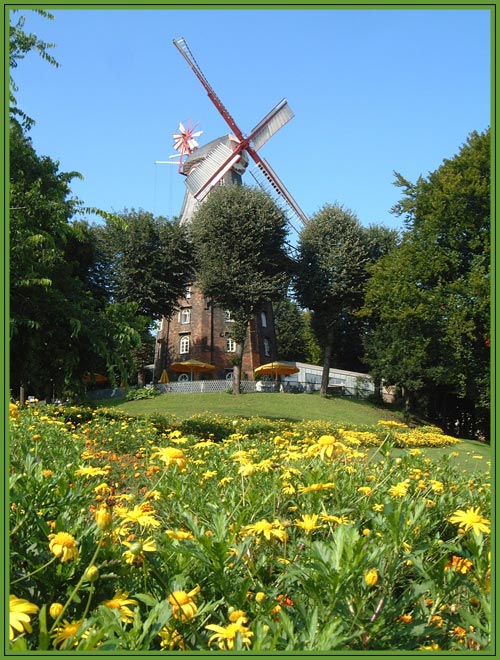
273 297 310 362
362 129 490 439
9 122 150 400
189 185 291 394
92 209 194 321
294 203 370 394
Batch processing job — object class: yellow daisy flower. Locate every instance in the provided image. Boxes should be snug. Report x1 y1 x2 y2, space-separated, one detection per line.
242 519 288 542
206 619 253 650
116 504 160 528
151 446 187 470
9 595 39 640
294 514 322 534
448 507 490 535
48 532 79 563
122 536 157 564
51 619 86 649
103 591 138 623
167 586 200 621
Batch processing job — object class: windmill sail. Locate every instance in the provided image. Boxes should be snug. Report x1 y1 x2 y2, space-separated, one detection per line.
250 159 309 227
185 142 241 200
249 99 294 151
173 37 309 228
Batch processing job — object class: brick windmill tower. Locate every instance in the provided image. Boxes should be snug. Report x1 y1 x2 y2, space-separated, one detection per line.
154 37 308 384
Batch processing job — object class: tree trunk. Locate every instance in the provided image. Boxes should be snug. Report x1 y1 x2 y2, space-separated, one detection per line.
232 340 244 395
320 328 335 396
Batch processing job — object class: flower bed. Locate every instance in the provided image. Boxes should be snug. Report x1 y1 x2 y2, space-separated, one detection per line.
9 403 490 651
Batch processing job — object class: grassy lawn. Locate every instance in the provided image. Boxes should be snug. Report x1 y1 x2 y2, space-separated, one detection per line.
95 391 405 426
93 391 491 473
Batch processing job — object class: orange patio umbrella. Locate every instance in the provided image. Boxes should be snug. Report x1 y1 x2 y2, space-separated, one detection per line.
169 359 216 381
254 361 300 380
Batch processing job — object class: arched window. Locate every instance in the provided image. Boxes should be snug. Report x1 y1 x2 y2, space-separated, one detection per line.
261 311 267 327
180 308 191 324
263 337 271 357
226 338 236 353
225 310 234 322
180 335 190 354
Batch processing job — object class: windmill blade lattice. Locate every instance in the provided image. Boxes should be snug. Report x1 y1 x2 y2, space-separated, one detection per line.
172 37 308 231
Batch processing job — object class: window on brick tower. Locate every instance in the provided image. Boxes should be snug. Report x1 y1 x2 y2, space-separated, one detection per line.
180 335 190 354
263 337 271 357
226 338 236 352
180 308 191 324
224 310 234 322
261 311 267 327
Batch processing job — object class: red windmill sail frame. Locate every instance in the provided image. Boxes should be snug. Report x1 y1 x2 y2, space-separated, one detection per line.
172 37 308 226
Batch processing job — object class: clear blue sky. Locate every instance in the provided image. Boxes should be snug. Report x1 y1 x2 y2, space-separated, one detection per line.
11 7 491 236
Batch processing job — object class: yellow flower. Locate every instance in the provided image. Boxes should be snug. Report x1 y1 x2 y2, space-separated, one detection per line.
294 513 322 534
389 481 410 498
448 506 490 535
445 555 473 574
9 595 39 640
158 626 187 650
238 463 257 476
167 586 200 621
151 446 187 470
298 482 335 494
74 465 111 477
48 532 79 562
357 486 373 496
255 592 266 603
49 603 64 620
242 519 288 542
95 505 112 530
103 591 138 623
320 513 350 525
206 619 253 650
229 609 248 623
116 504 160 528
282 481 296 495
378 420 408 428
165 529 195 540
364 568 379 587
122 536 157 564
51 620 86 649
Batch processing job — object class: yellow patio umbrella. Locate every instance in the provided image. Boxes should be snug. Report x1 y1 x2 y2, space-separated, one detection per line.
254 361 300 380
169 359 216 381
159 369 170 384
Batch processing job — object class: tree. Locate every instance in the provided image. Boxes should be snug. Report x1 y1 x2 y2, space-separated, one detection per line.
273 297 310 362
189 185 291 394
92 209 194 321
362 129 490 439
9 122 150 401
294 203 370 395
9 10 59 129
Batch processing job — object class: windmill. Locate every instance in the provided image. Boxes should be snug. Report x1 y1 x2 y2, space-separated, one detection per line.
172 37 308 232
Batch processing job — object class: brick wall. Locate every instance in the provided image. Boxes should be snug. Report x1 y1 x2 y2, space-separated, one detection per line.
155 285 278 381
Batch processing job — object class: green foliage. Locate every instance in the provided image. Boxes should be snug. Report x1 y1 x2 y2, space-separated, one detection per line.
273 297 321 363
125 388 161 401
9 9 59 128
9 122 151 400
9 403 491 651
92 209 194 321
294 204 371 391
189 185 292 392
362 129 490 439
